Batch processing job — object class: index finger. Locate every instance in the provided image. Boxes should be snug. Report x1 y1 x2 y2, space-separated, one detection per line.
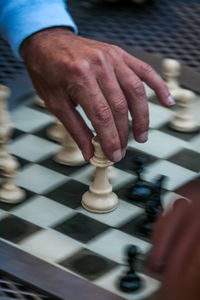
123 53 175 107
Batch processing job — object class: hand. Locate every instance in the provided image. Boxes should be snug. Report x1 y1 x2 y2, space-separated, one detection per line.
149 196 200 300
20 27 173 162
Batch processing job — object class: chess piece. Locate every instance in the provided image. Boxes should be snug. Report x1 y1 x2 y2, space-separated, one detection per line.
35 94 45 108
162 58 181 95
34 95 67 143
169 89 199 132
0 85 25 203
128 157 151 201
88 166 118 183
54 128 86 166
138 175 166 237
0 147 25 203
82 136 118 213
119 245 142 293
47 119 67 143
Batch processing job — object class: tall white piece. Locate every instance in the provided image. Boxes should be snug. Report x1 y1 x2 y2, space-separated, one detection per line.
54 129 86 166
169 89 199 132
162 58 181 95
82 136 118 213
34 94 46 108
47 119 67 143
0 85 25 203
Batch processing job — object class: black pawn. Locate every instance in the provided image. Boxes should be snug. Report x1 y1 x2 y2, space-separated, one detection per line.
128 156 151 201
119 245 142 293
139 175 166 236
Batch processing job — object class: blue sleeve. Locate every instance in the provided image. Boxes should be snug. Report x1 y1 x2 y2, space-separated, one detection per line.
0 0 78 59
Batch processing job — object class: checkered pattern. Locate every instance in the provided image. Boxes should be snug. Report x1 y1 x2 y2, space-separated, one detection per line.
1 86 200 300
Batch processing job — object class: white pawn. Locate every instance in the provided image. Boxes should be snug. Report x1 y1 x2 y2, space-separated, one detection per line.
162 58 181 96
0 85 25 203
47 119 67 143
34 94 46 108
54 129 86 166
82 136 118 213
0 146 25 203
88 166 118 183
170 89 199 132
34 95 66 143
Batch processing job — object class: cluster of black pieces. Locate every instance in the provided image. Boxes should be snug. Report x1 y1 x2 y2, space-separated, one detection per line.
128 156 167 237
128 157 151 201
137 174 166 237
119 245 142 293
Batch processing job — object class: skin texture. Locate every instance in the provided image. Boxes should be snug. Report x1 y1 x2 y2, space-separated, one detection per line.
20 27 172 162
148 182 200 300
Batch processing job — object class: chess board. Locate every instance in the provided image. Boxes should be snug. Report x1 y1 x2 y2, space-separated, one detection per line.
1 83 200 300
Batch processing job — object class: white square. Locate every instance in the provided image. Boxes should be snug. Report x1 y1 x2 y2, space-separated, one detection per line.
95 266 160 300
149 102 174 129
72 165 134 190
87 229 150 264
19 229 82 262
11 106 53 132
189 133 200 153
0 209 8 221
10 134 61 162
11 195 74 227
128 130 187 158
17 163 68 193
77 199 143 227
144 82 155 99
144 159 197 190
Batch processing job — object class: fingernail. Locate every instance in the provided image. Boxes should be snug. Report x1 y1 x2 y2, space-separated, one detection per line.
122 148 126 158
112 149 122 162
167 95 175 106
138 131 148 143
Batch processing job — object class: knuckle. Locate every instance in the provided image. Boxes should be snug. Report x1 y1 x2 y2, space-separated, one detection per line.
70 60 90 77
106 45 118 58
112 98 128 114
94 104 112 123
91 49 105 66
140 63 154 75
134 81 145 96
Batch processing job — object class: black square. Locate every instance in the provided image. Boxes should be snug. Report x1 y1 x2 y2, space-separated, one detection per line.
45 180 88 209
168 148 200 172
118 214 151 242
28 103 51 115
115 148 156 174
159 123 200 141
39 156 87 176
33 124 56 142
12 128 25 140
13 155 30 168
0 215 41 243
59 248 118 281
115 181 147 208
53 213 109 243
0 188 35 211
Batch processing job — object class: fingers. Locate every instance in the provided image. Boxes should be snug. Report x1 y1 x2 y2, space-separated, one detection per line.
98 68 129 154
67 74 122 162
116 64 149 142
123 52 175 107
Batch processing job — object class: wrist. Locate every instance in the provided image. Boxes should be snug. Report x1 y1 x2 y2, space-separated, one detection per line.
20 26 74 61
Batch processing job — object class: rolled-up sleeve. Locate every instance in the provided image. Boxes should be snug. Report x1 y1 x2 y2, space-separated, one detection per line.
0 0 78 58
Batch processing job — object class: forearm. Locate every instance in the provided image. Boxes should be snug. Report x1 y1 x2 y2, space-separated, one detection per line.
0 0 77 59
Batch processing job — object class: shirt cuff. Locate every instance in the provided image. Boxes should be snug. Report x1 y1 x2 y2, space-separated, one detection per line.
1 0 78 59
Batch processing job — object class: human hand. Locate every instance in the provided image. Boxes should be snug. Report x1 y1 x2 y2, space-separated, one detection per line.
20 27 173 162
148 195 200 300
